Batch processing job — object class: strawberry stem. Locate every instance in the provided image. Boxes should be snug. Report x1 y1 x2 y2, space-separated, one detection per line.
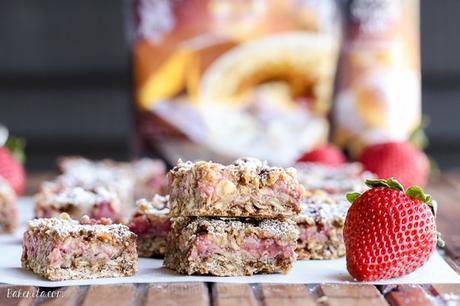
365 178 404 191
406 186 437 216
346 192 361 203
4 137 26 164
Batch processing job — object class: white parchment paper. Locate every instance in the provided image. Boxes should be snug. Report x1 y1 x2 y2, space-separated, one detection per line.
1 198 458 287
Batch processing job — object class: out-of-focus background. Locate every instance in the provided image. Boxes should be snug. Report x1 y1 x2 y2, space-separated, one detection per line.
0 1 459 171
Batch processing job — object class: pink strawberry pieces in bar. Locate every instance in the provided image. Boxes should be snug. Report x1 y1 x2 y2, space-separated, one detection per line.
191 234 295 259
128 215 171 237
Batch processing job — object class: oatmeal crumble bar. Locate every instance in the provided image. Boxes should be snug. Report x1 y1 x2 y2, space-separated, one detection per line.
168 158 303 219
295 162 374 194
58 156 167 200
164 217 298 276
0 177 17 233
128 195 170 257
21 213 137 281
295 190 350 260
56 158 136 208
34 181 122 222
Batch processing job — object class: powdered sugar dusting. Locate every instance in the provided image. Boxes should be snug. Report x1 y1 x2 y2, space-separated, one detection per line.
174 157 296 177
38 183 118 210
295 162 374 194
135 195 169 216
297 191 350 224
188 217 299 241
27 216 133 238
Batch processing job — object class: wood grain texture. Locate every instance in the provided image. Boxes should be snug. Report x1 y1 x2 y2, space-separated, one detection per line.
40 286 80 306
145 283 209 306
427 175 460 270
319 284 388 306
82 285 138 306
320 284 382 298
0 286 35 306
431 284 460 305
212 284 256 306
260 284 316 306
385 285 434 306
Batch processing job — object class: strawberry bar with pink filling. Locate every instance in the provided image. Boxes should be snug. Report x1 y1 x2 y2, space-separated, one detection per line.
34 181 122 222
164 217 298 276
21 213 137 281
128 195 170 257
0 177 17 233
168 158 303 219
57 156 167 200
295 190 350 260
295 162 374 194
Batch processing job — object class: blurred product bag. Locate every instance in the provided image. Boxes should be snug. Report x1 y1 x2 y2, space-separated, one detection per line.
129 0 340 165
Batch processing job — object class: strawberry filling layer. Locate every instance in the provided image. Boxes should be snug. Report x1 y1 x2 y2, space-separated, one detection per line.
298 224 330 245
24 232 122 268
190 233 295 259
128 215 171 238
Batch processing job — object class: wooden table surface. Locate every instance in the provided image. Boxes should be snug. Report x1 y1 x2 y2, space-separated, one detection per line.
1 172 459 306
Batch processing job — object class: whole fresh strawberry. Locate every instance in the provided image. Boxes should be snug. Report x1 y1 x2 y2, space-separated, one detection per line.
297 144 346 167
359 141 430 188
344 178 442 281
0 131 26 195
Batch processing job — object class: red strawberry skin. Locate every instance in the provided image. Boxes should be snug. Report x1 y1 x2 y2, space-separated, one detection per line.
0 148 26 195
297 144 346 167
359 142 429 188
344 187 437 281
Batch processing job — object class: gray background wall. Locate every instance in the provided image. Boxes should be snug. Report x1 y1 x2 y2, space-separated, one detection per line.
0 0 459 171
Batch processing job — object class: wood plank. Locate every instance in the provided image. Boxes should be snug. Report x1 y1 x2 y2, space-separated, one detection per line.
322 297 388 306
145 283 209 306
82 284 137 306
319 284 388 306
0 286 35 306
320 284 381 298
260 284 316 306
40 286 80 306
212 284 256 306
385 285 434 306
426 175 460 268
431 284 460 305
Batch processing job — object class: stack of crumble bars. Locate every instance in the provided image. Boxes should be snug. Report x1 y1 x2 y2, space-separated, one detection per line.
164 158 303 276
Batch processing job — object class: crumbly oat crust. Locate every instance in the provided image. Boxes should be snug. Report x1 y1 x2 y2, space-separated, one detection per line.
0 177 17 233
295 190 350 260
295 162 374 194
128 196 170 257
168 158 303 219
164 217 299 276
21 214 137 281
34 181 122 221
